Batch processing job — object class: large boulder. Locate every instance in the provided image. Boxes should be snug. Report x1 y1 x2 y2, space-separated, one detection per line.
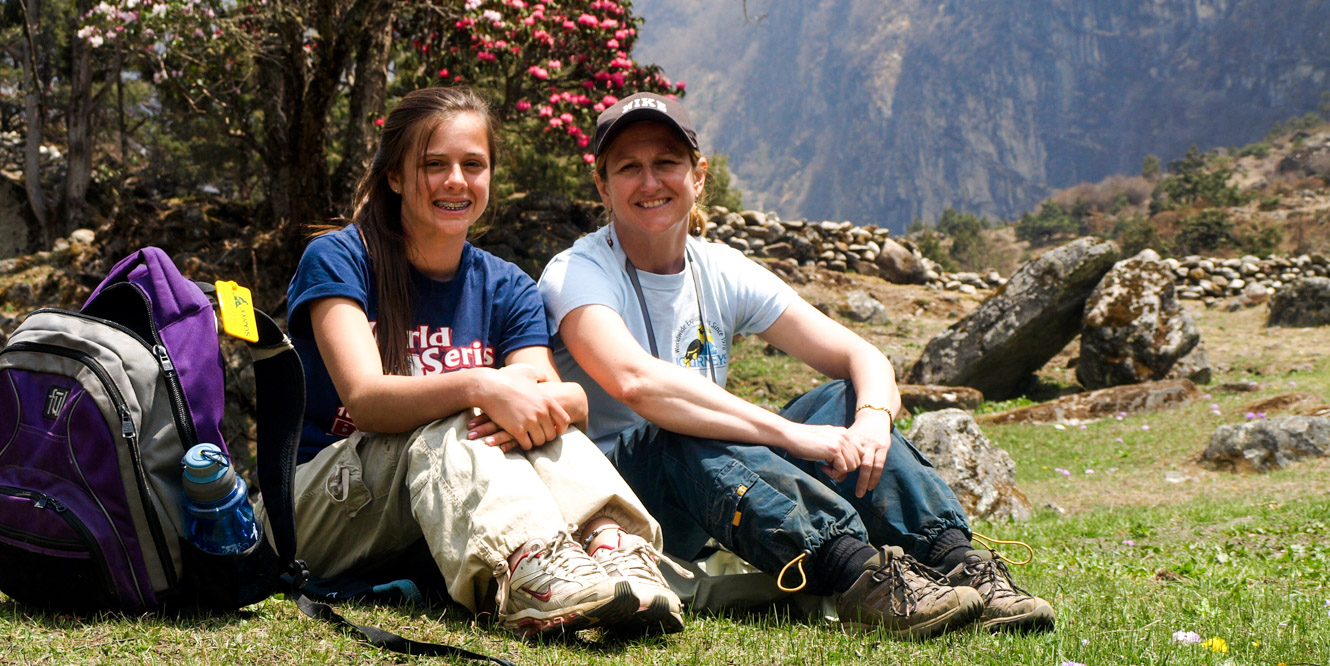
1078 250 1201 389
874 237 928 284
1201 416 1330 473
978 378 1198 426
906 409 1031 521
907 237 1120 399
1267 277 1330 327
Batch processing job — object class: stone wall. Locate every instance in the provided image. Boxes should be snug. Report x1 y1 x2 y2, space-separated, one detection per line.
482 194 1325 306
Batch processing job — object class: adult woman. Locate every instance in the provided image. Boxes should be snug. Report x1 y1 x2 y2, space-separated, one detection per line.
268 88 683 637
539 93 1054 636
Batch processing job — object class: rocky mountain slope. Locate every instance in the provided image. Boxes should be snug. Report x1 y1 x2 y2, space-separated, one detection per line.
633 0 1330 231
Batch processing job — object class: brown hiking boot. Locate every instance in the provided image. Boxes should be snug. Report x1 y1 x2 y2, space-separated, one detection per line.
944 550 1055 632
836 546 984 638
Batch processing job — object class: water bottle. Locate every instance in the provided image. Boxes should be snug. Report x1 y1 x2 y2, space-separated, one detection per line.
180 443 260 555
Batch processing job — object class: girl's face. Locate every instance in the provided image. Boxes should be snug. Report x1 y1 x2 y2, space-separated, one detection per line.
389 111 492 246
595 121 706 238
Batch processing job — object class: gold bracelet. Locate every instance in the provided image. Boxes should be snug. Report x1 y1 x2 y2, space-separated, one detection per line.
855 403 894 420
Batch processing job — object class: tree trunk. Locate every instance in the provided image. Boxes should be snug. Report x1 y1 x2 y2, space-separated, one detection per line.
61 0 96 236
18 0 49 250
330 7 392 214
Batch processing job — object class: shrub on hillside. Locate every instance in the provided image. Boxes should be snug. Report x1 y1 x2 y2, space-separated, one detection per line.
1150 146 1246 212
936 208 993 270
1235 224 1284 257
1141 154 1161 180
704 154 744 213
911 230 957 272
1173 208 1233 255
1015 202 1079 246
1114 215 1168 257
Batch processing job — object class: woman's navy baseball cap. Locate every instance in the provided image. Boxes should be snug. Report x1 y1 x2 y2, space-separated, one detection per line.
593 92 698 158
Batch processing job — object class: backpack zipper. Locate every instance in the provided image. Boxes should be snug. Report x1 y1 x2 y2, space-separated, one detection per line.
151 343 199 451
2 341 178 591
27 305 201 451
0 485 117 600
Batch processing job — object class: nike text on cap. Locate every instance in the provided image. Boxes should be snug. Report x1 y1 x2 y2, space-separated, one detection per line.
593 92 698 158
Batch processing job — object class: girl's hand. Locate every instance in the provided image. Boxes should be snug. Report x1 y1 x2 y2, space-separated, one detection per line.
471 374 571 451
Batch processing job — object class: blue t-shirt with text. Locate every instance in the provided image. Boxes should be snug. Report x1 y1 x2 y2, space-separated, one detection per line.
287 225 550 462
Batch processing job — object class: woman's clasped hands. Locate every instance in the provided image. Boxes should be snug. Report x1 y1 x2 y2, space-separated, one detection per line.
466 363 572 452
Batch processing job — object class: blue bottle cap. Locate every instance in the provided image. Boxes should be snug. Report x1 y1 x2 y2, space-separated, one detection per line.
182 443 236 503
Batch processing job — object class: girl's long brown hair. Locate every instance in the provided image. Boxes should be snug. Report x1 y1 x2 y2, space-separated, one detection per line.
343 87 497 375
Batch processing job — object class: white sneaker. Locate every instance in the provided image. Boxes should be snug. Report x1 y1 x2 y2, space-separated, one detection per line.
502 530 637 637
590 532 689 634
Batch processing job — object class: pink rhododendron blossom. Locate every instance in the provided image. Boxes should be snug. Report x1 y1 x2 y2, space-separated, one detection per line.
606 39 620 49
601 95 618 106
538 105 554 117
515 100 532 111
578 135 590 147
549 117 563 127
583 153 595 164
559 112 574 123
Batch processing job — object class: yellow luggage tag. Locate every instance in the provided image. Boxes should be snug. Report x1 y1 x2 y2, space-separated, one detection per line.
215 280 259 342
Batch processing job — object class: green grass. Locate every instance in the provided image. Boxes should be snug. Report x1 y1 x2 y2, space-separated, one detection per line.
4 326 1330 664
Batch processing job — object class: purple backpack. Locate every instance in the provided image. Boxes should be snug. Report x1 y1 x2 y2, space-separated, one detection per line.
0 247 304 611
0 248 514 664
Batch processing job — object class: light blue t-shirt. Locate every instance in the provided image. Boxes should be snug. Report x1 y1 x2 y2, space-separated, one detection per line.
538 225 796 451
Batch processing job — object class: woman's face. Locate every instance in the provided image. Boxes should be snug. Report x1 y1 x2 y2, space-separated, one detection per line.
595 121 706 238
389 111 491 246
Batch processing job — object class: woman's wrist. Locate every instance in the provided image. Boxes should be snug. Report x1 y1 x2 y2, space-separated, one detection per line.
854 403 894 420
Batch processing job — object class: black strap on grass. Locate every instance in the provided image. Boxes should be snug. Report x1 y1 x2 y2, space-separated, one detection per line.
293 594 516 665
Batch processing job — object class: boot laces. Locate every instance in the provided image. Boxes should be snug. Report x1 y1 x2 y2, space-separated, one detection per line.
871 552 951 617
963 554 1033 603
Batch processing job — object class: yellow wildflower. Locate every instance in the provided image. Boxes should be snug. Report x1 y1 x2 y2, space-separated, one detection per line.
1201 636 1228 653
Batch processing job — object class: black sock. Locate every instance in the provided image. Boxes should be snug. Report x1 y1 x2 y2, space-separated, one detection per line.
927 528 973 573
815 535 877 594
